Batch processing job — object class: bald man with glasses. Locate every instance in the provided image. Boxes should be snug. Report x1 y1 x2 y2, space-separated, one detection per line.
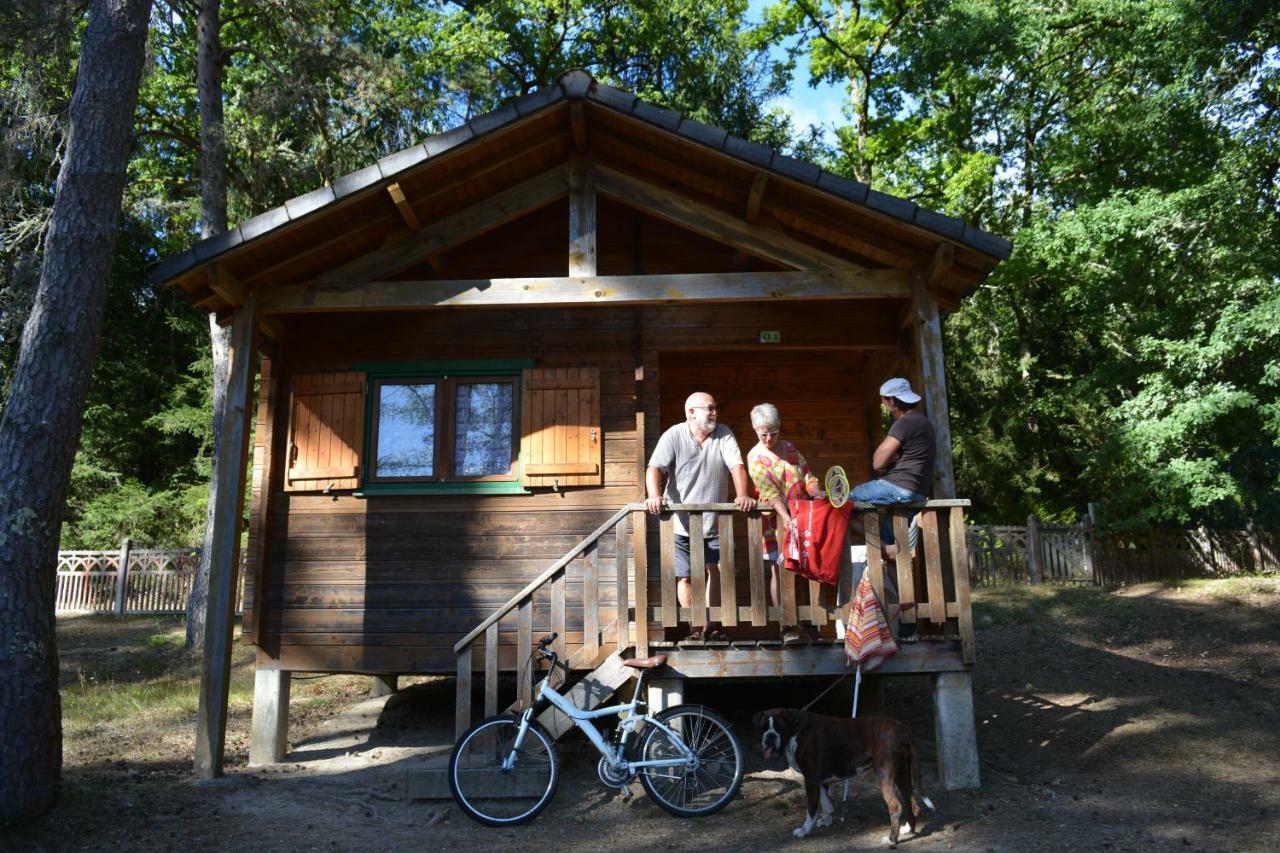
646 391 755 642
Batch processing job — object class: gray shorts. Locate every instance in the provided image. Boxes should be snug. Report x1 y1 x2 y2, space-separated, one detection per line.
674 535 720 579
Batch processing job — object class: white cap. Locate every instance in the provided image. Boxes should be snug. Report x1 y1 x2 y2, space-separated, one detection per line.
879 377 921 404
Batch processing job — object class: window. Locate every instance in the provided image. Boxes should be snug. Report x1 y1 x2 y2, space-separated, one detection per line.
284 360 600 495
369 375 518 484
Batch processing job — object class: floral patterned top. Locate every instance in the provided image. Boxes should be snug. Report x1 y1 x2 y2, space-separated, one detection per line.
748 440 820 559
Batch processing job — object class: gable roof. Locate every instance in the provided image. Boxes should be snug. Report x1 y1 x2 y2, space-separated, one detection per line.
151 70 1010 306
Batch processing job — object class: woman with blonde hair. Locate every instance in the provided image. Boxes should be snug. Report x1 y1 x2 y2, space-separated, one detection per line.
746 403 823 643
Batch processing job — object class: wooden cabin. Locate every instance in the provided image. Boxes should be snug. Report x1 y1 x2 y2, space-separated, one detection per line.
151 71 1010 789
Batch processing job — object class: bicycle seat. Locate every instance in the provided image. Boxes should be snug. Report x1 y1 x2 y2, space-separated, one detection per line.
622 654 668 670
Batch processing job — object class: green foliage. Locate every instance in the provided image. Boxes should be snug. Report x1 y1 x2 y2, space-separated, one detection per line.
3 0 1277 546
769 0 1280 528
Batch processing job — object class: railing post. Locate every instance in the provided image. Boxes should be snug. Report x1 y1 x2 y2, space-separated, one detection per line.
115 538 132 616
746 512 766 625
517 597 533 707
892 513 917 636
455 646 472 740
947 507 975 664
1026 515 1043 585
717 514 738 627
633 510 649 656
615 517 630 647
584 542 599 659
484 622 499 717
659 513 677 629
920 510 946 623
863 509 885 605
688 516 707 629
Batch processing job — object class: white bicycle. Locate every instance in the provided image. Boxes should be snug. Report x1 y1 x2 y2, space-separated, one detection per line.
449 633 744 825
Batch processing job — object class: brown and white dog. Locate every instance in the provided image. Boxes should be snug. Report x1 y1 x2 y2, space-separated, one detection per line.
752 708 933 846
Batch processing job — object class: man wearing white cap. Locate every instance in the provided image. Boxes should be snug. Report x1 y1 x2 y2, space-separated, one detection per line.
851 377 936 556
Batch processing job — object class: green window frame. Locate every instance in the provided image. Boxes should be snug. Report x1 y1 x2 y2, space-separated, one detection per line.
357 359 533 496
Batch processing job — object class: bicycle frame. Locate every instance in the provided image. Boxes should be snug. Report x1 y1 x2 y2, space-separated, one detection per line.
506 664 695 776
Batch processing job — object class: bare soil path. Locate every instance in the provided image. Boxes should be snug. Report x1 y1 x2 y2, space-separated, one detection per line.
4 579 1278 852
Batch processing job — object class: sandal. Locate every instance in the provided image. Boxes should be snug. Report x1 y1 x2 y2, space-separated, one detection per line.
706 629 730 642
682 628 706 643
780 627 803 645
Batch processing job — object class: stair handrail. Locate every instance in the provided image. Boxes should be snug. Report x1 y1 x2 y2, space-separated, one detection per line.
453 501 642 653
452 501 766 653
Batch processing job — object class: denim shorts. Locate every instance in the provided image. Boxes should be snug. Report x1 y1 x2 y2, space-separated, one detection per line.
674 535 720 579
850 479 925 546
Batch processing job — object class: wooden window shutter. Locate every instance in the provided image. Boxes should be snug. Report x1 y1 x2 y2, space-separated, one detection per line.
285 372 366 492
520 367 602 487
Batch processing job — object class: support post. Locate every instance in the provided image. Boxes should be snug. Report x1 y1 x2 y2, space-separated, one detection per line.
114 537 132 616
931 671 981 789
194 290 259 779
1026 514 1043 585
249 669 291 766
568 155 597 277
370 675 398 697
647 676 684 713
911 269 956 498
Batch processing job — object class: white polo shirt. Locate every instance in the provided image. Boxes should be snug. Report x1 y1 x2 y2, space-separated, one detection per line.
648 422 744 536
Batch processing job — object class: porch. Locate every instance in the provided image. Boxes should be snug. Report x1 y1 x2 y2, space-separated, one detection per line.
446 499 979 788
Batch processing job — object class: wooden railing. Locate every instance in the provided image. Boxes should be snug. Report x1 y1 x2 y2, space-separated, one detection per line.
453 499 974 737
647 501 973 663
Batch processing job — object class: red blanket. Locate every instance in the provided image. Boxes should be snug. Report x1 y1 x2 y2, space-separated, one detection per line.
784 497 853 586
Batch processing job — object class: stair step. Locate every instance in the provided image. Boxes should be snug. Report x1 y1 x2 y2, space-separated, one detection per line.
537 652 634 739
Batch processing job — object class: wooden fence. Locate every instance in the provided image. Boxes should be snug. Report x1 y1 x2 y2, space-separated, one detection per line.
967 517 1279 587
55 541 245 615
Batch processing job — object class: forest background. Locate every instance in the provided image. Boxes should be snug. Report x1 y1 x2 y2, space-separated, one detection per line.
1 0 1276 549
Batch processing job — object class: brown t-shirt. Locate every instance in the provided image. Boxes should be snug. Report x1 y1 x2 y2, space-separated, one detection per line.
882 410 936 497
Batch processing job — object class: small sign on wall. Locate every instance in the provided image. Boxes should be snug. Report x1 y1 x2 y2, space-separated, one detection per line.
759 330 781 344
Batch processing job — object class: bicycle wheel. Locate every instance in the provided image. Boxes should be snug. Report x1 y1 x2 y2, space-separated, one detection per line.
637 704 743 817
448 715 559 826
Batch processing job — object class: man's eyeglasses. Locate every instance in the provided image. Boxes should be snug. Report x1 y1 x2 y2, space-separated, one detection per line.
690 405 719 412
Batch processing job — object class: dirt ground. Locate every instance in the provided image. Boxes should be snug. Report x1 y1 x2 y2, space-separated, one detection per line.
5 579 1280 852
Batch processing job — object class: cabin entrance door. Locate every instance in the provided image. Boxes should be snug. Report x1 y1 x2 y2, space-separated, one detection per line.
657 349 870 481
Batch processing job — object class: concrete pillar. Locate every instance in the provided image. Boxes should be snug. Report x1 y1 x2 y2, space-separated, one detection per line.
249 669 291 766
647 676 684 712
370 675 398 697
932 671 980 789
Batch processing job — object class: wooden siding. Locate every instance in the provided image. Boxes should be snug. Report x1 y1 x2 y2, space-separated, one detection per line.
250 300 899 673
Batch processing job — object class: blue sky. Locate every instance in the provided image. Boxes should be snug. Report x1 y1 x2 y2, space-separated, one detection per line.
747 0 846 143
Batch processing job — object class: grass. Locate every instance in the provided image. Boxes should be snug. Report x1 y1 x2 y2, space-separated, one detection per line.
971 575 1279 631
58 615 258 750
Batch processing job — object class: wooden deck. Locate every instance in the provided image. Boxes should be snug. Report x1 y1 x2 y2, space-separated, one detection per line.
645 637 968 678
454 500 975 733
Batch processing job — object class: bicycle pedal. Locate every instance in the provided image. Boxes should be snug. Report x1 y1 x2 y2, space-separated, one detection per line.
620 785 634 802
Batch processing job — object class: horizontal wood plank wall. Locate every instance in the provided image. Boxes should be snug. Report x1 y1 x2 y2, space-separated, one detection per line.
257 302 895 673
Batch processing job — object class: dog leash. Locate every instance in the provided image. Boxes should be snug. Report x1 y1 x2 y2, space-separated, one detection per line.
801 666 855 711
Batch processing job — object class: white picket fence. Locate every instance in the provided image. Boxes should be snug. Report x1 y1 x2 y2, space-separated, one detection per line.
55 541 244 615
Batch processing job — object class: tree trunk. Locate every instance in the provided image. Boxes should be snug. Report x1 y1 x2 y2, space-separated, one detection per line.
187 0 231 652
0 0 153 820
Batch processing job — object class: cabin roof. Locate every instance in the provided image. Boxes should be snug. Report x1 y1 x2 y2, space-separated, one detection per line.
151 70 1011 311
